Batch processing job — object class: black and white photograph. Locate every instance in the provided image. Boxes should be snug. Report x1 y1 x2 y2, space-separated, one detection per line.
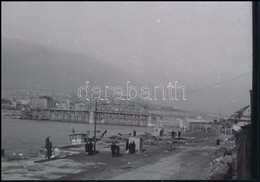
1 1 257 180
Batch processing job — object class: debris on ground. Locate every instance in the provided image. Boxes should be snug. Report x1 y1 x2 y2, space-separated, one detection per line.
206 144 237 179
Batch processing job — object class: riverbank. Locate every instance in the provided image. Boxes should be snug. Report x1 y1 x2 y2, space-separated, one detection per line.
2 117 155 156
2 131 235 180
1 109 20 118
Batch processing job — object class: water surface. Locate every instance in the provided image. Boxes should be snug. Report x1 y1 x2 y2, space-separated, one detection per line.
1 117 152 155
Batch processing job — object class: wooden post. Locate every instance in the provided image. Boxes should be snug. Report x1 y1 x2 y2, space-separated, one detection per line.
94 99 97 152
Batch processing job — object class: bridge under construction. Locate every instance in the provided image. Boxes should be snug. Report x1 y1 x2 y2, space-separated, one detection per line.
19 102 160 127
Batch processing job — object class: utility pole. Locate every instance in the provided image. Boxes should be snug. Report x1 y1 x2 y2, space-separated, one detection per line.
250 89 252 120
94 98 97 152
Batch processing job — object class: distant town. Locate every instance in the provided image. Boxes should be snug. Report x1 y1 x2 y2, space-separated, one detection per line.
2 88 79 110
1 88 226 126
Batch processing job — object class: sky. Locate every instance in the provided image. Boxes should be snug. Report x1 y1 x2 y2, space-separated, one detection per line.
2 2 252 115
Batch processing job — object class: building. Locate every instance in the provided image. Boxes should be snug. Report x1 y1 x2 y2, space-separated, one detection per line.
179 118 190 131
56 99 71 110
15 99 30 110
187 119 212 132
30 96 54 109
1 98 16 109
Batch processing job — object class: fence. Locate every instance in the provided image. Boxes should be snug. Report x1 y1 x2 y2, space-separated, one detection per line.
235 124 251 179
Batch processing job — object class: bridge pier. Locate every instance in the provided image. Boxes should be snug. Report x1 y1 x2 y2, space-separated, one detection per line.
89 111 95 124
147 115 154 127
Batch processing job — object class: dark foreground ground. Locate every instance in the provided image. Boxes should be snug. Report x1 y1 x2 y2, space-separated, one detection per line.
2 131 234 180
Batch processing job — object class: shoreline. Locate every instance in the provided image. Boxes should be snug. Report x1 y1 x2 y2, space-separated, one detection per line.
2 131 235 180
1 109 20 117
2 117 156 157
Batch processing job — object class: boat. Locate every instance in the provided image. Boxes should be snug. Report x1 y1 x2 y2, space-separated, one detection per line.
68 130 107 146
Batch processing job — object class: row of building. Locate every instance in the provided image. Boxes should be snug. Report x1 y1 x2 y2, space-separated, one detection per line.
2 96 87 110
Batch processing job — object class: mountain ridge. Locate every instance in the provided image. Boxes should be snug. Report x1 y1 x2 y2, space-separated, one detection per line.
2 36 136 93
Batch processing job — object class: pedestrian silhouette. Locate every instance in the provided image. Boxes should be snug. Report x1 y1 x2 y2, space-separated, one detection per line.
111 142 116 157
126 140 129 151
88 141 93 155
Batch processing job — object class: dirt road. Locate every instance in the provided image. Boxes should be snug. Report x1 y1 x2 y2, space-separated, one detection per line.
111 145 216 180
2 132 231 180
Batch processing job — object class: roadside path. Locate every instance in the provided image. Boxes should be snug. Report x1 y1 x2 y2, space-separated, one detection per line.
111 145 216 180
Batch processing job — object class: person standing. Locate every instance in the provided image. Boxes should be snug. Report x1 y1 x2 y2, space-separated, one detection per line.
46 141 52 159
160 129 163 136
216 139 220 146
132 141 136 154
45 136 50 158
45 136 50 147
133 130 136 136
88 141 93 155
171 130 175 138
111 142 116 157
126 140 129 151
116 145 120 156
128 142 133 154
161 128 164 135
178 131 181 138
85 141 89 154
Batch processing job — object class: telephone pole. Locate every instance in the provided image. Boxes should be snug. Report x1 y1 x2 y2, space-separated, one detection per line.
94 99 97 152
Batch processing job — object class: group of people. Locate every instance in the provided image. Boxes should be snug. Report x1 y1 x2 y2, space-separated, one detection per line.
110 140 136 157
129 130 137 136
171 130 181 138
126 140 136 154
85 141 94 155
111 142 120 157
45 136 52 159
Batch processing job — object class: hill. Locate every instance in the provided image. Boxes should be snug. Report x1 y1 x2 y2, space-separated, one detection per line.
2 37 135 93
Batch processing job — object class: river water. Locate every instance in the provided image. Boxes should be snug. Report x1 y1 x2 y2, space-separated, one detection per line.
1 117 153 156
